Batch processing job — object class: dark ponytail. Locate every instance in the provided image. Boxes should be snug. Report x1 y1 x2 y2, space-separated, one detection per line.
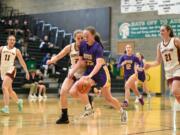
163 25 174 37
95 33 104 49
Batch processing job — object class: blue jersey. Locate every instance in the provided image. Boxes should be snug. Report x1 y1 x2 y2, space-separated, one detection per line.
117 54 140 80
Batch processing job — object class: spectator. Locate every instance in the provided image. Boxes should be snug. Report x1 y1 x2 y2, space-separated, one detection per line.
21 20 30 56
0 18 6 28
40 53 55 77
39 35 53 54
22 70 39 101
36 70 47 101
13 19 21 36
5 19 14 35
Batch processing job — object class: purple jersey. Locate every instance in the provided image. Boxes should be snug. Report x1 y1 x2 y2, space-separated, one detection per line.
138 59 146 82
117 54 140 80
80 41 110 87
80 41 103 73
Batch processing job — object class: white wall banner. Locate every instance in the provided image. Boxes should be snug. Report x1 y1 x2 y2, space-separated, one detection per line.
121 0 158 13
121 0 180 14
175 1 180 14
158 0 176 15
145 0 158 11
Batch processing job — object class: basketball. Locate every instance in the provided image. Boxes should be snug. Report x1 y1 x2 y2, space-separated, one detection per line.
76 78 92 94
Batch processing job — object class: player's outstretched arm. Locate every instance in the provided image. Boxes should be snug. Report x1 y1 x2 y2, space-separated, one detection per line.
47 45 71 65
16 49 30 80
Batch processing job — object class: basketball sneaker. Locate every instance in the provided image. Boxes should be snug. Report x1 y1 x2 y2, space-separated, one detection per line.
56 114 69 124
80 106 94 119
38 95 43 101
121 110 128 123
1 106 9 114
122 100 129 108
28 95 34 101
134 96 139 104
17 99 23 112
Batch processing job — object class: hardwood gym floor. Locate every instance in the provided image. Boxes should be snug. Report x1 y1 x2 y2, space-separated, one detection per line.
0 96 179 135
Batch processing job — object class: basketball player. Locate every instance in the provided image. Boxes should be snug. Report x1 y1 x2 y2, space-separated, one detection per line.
134 52 151 103
47 30 87 124
0 35 30 114
145 25 180 103
117 44 144 107
68 26 128 123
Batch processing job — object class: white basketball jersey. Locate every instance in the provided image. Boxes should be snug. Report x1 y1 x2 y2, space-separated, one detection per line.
160 38 180 71
69 43 85 79
69 43 79 65
1 46 17 69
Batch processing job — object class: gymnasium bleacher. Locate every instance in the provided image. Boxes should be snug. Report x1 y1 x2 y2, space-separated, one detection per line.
0 3 124 95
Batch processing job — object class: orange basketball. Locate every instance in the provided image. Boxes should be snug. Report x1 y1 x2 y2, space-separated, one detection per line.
77 78 91 94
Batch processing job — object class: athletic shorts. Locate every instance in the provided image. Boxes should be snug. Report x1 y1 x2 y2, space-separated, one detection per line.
138 71 146 82
84 65 111 88
1 66 16 80
166 65 180 86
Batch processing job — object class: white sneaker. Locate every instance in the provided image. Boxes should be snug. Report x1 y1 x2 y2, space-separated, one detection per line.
121 110 128 123
33 94 38 100
134 97 139 104
38 95 43 101
80 108 94 119
28 95 34 101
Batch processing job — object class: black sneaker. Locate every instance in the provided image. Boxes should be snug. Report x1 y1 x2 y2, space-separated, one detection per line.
56 115 69 124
